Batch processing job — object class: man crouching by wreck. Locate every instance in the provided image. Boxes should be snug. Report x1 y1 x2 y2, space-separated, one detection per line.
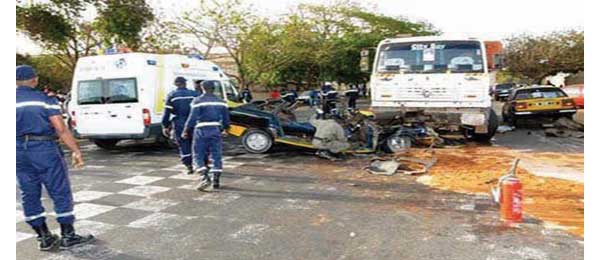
310 111 350 160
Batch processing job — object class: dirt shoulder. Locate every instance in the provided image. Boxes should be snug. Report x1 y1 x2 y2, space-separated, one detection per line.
414 145 584 237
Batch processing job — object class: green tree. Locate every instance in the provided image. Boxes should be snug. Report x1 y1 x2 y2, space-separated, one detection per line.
16 54 73 91
504 30 584 83
17 0 154 72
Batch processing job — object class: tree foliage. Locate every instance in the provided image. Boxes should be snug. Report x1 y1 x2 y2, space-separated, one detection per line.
16 54 73 91
17 0 154 72
504 30 584 82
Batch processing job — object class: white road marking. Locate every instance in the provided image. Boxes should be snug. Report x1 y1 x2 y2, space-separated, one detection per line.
83 165 106 169
73 190 113 202
127 212 187 231
122 198 179 212
16 210 24 223
224 162 246 169
229 224 269 244
16 231 35 243
177 184 196 190
115 176 165 186
194 193 241 205
73 203 116 219
118 186 171 197
169 173 201 180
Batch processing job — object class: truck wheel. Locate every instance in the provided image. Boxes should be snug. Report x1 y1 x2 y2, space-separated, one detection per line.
242 129 273 154
93 139 119 150
472 111 499 142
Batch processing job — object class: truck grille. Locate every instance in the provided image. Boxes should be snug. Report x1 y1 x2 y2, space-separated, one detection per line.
403 86 454 100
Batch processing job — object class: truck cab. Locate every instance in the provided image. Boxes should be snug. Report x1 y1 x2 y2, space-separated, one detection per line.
367 36 501 141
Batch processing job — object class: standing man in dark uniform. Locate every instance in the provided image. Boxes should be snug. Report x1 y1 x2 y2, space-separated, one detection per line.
16 65 94 251
344 84 359 110
320 82 338 117
241 87 253 103
183 81 230 191
162 77 198 175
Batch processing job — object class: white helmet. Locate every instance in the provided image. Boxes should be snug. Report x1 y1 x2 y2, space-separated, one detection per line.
324 82 332 86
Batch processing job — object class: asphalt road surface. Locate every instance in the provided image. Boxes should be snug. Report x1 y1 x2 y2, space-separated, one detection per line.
16 100 584 260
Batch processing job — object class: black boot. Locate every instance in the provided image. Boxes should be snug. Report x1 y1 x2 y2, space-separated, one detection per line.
212 172 221 189
33 223 59 251
195 172 212 191
59 223 95 250
186 165 194 175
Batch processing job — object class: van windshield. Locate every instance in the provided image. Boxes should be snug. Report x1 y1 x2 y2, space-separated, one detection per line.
77 78 138 105
376 40 485 74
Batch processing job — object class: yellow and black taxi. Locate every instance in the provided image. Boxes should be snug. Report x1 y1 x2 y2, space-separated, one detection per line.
501 85 577 125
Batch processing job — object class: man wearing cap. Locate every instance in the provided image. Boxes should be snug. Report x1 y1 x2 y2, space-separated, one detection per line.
183 80 230 190
162 76 199 175
16 65 94 251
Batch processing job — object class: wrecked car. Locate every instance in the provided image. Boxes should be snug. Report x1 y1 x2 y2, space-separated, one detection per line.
225 99 436 154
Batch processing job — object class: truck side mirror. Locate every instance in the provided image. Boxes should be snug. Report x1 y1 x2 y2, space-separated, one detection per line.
360 49 371 73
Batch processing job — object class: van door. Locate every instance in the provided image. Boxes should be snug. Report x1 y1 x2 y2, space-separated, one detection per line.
75 78 145 136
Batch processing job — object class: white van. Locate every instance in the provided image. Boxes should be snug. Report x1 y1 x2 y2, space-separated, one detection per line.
68 53 242 149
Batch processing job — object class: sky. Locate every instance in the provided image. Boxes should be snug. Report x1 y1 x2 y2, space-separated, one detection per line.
16 0 585 54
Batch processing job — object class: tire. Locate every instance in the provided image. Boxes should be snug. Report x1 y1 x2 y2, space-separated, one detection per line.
471 110 499 142
241 129 273 154
93 139 119 150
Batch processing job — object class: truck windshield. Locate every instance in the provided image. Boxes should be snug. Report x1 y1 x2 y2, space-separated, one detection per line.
376 41 485 74
77 78 138 105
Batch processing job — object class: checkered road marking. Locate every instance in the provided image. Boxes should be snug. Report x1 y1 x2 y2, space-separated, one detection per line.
16 153 255 246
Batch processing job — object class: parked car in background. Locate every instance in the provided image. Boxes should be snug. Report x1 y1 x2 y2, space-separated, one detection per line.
562 84 584 109
492 83 516 101
502 85 577 126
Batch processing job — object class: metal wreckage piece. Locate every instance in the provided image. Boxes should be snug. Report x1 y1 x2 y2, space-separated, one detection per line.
365 144 438 176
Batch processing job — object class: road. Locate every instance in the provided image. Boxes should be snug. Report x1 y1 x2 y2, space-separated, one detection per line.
17 140 583 259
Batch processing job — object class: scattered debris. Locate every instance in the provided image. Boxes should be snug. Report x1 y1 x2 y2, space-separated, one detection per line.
543 117 584 138
365 149 438 176
349 232 356 238
366 160 400 175
497 125 515 133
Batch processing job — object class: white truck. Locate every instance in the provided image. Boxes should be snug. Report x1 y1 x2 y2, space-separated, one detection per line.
367 36 500 141
68 53 241 149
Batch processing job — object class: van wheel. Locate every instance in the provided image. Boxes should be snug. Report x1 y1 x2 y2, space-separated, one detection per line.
471 111 499 142
242 129 273 154
93 139 119 150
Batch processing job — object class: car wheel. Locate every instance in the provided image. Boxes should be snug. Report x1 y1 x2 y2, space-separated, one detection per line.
242 129 273 154
93 139 120 150
471 110 499 143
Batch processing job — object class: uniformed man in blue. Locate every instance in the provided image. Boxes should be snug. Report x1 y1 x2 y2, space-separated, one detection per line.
16 65 94 251
320 82 338 117
162 77 199 175
344 84 359 110
183 80 230 191
241 87 253 103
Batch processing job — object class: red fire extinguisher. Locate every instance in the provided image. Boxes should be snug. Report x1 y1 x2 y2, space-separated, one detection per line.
492 159 523 223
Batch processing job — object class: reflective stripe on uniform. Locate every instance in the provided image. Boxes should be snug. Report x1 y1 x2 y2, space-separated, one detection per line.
16 101 61 110
180 154 191 158
191 102 228 108
55 211 74 218
171 96 195 102
195 122 221 128
24 212 46 221
344 89 358 93
209 169 222 173
164 105 174 109
281 93 294 98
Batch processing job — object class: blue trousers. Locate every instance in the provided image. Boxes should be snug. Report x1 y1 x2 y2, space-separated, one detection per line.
192 127 223 173
16 141 75 227
174 125 192 166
